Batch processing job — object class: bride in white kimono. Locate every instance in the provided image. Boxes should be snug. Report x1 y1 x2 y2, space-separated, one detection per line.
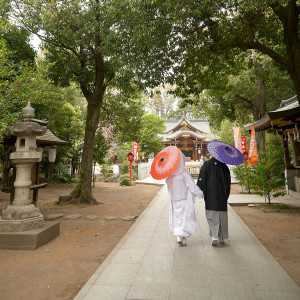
166 152 203 246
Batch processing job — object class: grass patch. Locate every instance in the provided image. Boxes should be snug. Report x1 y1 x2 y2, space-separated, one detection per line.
260 203 300 213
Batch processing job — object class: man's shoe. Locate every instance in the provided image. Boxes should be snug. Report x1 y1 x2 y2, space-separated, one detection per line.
219 238 225 244
182 237 186 246
177 236 183 245
211 238 218 246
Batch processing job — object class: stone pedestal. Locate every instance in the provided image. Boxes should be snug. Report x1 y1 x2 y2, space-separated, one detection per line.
1 155 44 232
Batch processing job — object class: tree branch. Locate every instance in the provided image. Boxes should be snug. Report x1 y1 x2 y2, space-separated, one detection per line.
104 72 115 89
232 39 290 71
235 94 256 110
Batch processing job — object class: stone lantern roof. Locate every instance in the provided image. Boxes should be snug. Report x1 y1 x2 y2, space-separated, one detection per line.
4 102 67 147
10 102 47 137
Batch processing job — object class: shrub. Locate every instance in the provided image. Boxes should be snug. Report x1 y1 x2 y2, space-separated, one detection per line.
71 177 82 198
234 138 286 203
119 174 134 186
119 173 130 182
53 173 74 183
120 177 132 186
121 161 130 174
101 165 113 179
233 163 255 193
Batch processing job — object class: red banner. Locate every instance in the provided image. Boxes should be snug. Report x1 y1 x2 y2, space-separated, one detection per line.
241 137 247 153
133 141 139 162
248 124 259 167
241 136 248 161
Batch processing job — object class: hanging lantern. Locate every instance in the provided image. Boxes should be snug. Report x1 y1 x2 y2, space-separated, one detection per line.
36 147 43 162
49 147 57 162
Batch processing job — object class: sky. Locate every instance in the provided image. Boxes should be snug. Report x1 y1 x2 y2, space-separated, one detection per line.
30 34 41 52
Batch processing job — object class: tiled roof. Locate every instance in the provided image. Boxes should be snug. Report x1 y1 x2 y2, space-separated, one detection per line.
244 95 299 132
164 117 211 133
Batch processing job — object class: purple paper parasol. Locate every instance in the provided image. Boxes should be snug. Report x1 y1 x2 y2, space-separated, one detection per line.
207 141 244 165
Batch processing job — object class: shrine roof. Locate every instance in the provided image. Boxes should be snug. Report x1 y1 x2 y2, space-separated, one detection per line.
159 129 206 141
244 95 300 132
159 129 219 142
164 117 211 134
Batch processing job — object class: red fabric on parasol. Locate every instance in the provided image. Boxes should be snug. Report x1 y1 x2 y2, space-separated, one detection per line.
151 146 181 180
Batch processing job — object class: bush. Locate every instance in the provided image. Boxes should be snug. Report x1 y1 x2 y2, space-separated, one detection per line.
120 177 132 186
119 174 134 186
71 178 82 198
233 137 286 203
233 163 255 193
120 161 130 174
53 173 74 183
119 173 130 182
101 165 113 179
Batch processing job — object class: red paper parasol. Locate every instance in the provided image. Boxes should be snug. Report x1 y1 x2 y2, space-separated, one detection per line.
151 146 181 180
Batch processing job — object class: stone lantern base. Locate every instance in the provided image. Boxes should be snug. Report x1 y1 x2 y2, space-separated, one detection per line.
2 204 42 221
0 216 44 232
0 222 60 250
0 203 44 232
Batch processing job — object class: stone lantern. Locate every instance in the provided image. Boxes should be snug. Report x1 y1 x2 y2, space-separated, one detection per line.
1 102 46 229
0 102 60 249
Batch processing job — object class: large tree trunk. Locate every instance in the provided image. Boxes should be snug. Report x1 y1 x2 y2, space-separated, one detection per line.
271 0 300 103
254 63 267 153
290 69 300 103
77 98 102 204
285 0 300 103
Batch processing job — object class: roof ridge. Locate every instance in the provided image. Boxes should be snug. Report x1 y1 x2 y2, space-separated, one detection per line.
279 95 298 108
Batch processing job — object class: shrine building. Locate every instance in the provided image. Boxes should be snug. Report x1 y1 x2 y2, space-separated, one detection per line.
244 95 300 197
159 115 218 161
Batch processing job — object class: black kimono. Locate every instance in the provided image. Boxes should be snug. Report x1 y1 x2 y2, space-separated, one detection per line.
197 157 231 242
197 157 231 211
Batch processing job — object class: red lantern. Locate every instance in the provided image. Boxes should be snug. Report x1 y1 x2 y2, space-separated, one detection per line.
126 151 134 161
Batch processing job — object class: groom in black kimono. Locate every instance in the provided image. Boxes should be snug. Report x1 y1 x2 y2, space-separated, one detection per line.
197 156 231 246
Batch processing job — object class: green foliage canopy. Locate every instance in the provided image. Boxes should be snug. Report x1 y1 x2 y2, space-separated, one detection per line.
139 113 165 154
234 135 286 203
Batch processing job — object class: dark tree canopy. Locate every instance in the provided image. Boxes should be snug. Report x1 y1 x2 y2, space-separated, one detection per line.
127 0 299 101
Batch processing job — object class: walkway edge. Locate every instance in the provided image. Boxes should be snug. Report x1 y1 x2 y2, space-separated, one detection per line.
74 185 165 300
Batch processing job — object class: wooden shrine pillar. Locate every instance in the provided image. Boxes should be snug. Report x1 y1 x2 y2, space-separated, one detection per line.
282 134 292 169
292 138 300 167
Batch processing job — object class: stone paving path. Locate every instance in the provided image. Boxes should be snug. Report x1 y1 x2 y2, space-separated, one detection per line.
75 184 300 300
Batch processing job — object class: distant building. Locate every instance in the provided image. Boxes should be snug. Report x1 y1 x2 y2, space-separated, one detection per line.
159 115 218 161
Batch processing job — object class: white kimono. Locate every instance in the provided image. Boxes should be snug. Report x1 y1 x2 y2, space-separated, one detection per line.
166 154 203 238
